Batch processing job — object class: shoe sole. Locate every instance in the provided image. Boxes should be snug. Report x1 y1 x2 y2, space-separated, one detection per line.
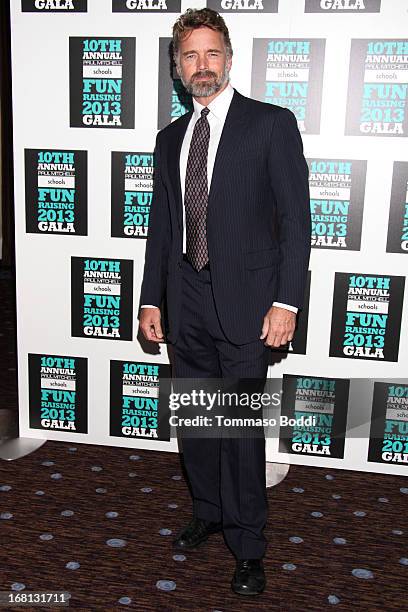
231 583 265 596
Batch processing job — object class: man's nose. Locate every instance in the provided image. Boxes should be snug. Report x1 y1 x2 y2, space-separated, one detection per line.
196 55 209 70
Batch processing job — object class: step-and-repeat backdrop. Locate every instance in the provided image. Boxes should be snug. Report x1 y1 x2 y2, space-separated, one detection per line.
10 0 408 475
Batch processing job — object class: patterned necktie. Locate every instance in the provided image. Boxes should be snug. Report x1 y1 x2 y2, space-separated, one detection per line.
185 106 210 271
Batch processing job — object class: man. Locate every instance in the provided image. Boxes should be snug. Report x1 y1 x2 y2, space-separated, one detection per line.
138 8 311 596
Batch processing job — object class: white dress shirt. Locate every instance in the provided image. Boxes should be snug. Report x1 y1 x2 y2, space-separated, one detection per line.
141 81 297 314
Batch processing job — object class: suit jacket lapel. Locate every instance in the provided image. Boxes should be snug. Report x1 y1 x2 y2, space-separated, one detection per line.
208 89 250 205
167 89 250 231
167 110 192 232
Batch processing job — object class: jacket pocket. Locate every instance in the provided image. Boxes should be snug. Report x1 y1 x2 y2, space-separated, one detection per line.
244 247 280 270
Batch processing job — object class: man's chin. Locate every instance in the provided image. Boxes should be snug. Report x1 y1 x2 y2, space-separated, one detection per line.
189 83 220 97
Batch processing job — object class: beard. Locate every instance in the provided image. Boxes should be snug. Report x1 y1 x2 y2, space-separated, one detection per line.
179 63 230 98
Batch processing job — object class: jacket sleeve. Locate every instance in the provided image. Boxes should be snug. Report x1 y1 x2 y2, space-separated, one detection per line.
267 107 311 310
138 132 171 312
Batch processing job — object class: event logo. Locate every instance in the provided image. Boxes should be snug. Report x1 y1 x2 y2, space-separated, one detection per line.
279 374 349 458
69 37 135 128
386 161 408 253
329 273 405 361
305 0 381 12
345 39 408 136
112 0 181 10
308 158 366 250
28 354 87 433
71 257 133 340
25 149 87 235
111 152 153 238
22 0 87 10
206 0 278 12
158 38 193 129
251 38 325 133
368 382 408 466
110 361 171 440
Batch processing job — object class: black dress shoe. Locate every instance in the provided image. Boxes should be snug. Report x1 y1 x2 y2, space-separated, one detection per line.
231 559 266 596
172 517 222 550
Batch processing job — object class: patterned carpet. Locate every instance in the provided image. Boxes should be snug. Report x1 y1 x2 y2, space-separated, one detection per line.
0 269 407 611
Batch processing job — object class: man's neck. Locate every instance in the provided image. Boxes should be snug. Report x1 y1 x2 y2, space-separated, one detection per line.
193 81 230 107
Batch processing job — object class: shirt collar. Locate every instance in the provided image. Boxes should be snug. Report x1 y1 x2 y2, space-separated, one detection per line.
192 81 234 122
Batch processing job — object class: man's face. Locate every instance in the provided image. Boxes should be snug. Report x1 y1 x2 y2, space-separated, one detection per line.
176 26 232 98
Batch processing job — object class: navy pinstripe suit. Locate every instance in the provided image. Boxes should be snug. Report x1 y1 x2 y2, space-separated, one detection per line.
138 88 311 559
139 89 310 344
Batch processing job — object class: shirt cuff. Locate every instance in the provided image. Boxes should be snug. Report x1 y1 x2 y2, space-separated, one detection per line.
142 303 297 313
272 302 298 314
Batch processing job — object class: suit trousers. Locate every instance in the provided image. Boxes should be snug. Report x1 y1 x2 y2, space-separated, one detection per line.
171 256 270 560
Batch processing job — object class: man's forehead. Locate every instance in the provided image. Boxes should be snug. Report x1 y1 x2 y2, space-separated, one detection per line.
179 26 224 48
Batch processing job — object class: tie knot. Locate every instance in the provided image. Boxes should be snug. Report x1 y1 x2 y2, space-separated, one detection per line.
201 107 210 118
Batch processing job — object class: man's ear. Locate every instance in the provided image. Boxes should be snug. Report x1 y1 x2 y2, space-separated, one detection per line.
174 58 181 77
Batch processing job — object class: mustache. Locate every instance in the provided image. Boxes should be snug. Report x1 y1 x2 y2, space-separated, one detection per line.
191 70 217 80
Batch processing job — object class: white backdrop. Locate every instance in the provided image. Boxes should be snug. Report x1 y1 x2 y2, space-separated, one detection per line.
10 0 408 475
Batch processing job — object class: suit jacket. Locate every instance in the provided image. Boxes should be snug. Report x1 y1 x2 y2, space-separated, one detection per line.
138 88 311 345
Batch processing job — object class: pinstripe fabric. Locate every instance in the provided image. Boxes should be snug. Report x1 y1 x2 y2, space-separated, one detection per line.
138 89 311 561
172 258 269 560
138 89 311 345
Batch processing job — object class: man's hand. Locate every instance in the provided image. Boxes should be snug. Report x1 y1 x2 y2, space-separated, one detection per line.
260 305 296 348
139 307 164 343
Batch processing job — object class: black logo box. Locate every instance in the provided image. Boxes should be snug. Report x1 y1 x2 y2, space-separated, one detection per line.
112 0 181 10
28 353 88 433
345 39 408 137
207 0 278 12
110 360 171 441
250 38 326 135
22 0 87 10
307 158 366 252
368 381 408 465
111 151 153 239
278 373 349 459
305 0 381 12
71 257 134 341
329 273 405 362
24 149 87 236
69 37 135 129
386 161 408 254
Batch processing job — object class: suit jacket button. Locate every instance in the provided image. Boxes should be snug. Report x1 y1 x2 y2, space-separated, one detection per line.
178 261 182 268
